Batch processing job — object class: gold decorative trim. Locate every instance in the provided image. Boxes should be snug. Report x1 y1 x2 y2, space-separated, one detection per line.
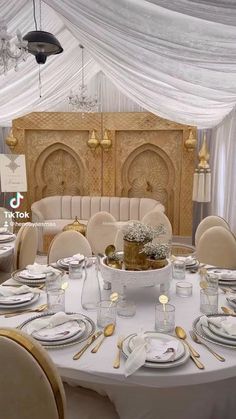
0 328 65 419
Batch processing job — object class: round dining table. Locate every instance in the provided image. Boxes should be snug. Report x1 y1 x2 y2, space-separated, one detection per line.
1 267 236 419
0 240 14 274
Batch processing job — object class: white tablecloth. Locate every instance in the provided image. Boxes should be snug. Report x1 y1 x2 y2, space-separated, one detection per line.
0 241 14 274
1 269 236 419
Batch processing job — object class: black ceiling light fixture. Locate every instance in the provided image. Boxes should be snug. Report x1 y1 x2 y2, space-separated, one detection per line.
23 0 63 65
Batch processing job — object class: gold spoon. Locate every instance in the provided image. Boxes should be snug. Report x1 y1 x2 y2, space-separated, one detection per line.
91 323 115 353
3 304 47 318
175 327 204 370
175 326 200 358
221 306 236 315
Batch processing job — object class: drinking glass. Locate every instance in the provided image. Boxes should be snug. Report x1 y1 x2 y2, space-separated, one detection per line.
47 289 65 312
172 259 185 280
200 287 218 314
97 300 117 328
45 271 63 292
81 257 101 310
117 287 136 317
176 281 193 297
69 260 82 279
155 303 175 333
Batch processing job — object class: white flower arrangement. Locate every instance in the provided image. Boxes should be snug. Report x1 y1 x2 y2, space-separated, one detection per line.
141 242 169 260
123 222 166 243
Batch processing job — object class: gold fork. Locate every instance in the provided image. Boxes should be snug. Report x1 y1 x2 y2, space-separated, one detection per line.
113 336 124 369
3 304 47 318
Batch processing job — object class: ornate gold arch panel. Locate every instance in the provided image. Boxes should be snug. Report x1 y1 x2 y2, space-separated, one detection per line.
12 112 195 235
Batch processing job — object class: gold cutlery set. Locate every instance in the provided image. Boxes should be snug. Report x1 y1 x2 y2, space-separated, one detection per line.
175 326 225 369
73 323 123 368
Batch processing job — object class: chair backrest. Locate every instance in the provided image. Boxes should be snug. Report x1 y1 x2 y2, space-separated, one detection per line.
195 215 230 246
141 210 172 243
86 211 118 254
0 207 13 232
196 226 236 269
0 328 66 419
48 230 92 264
14 223 38 270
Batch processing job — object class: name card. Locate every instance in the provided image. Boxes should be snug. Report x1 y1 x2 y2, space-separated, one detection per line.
0 154 27 192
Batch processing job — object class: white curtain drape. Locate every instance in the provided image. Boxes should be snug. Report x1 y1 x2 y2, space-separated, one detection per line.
43 0 236 128
210 107 236 232
0 1 236 127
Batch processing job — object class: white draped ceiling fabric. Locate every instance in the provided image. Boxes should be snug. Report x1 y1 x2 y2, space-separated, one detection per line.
1 0 236 231
0 0 236 127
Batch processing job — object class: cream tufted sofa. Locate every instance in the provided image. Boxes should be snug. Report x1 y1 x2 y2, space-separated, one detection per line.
31 196 164 252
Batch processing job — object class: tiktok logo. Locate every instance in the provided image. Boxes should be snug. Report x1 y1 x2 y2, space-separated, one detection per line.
10 192 24 209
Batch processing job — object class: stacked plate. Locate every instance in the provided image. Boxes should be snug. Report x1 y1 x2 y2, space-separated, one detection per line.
177 256 199 270
0 233 15 243
207 268 236 287
122 332 189 369
12 268 60 286
19 312 95 349
193 314 236 349
57 255 85 270
0 288 39 309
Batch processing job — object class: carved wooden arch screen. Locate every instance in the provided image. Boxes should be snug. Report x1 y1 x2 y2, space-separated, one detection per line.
12 112 195 235
34 143 85 200
121 143 177 229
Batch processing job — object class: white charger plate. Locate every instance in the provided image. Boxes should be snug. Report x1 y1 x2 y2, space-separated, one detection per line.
122 333 189 369
0 292 34 305
0 236 15 243
208 322 236 341
192 315 236 349
0 292 39 309
19 312 96 349
32 318 86 343
19 270 46 280
128 332 185 363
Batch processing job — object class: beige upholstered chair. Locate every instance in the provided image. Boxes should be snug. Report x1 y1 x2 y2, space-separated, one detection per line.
86 212 118 255
195 215 230 246
196 226 236 269
13 223 38 270
48 230 92 264
0 328 119 419
141 210 172 243
0 327 66 419
0 207 13 232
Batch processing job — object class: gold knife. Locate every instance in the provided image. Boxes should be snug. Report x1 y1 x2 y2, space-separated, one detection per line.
73 331 103 360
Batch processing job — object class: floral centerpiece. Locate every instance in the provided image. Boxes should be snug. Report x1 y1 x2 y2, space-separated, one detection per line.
122 222 166 270
141 242 169 269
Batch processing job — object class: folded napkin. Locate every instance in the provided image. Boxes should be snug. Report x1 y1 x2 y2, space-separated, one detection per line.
63 254 84 263
125 333 179 377
0 285 39 297
26 311 81 334
201 315 236 336
26 263 58 275
220 271 236 280
0 227 8 234
0 234 14 241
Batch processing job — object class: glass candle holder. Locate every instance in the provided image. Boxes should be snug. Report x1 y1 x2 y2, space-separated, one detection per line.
176 281 193 297
155 303 175 333
69 260 83 279
200 287 218 314
172 259 185 280
97 300 117 328
47 289 65 313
